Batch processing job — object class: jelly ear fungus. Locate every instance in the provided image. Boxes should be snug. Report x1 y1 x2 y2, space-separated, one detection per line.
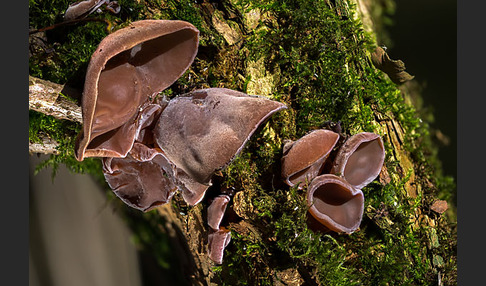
281 129 339 189
102 148 178 212
64 0 120 21
75 20 199 161
280 130 385 234
153 88 287 205
71 19 291 266
306 174 364 234
206 195 232 264
331 132 385 190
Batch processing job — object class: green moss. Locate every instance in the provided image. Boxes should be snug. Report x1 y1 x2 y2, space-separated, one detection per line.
213 0 455 284
29 1 109 84
29 110 104 181
29 0 456 284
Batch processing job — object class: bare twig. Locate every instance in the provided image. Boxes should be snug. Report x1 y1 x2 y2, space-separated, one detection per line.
29 134 60 155
29 75 83 155
29 17 111 35
29 75 83 123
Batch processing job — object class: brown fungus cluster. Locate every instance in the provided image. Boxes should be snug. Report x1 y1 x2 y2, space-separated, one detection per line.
75 20 286 264
74 18 384 265
281 130 385 234
207 195 232 264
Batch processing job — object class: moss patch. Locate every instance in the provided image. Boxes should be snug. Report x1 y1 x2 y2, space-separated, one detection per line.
29 0 456 285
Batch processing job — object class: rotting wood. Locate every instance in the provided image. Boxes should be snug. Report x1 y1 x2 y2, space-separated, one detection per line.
29 133 60 155
29 76 83 155
156 203 212 286
29 75 83 123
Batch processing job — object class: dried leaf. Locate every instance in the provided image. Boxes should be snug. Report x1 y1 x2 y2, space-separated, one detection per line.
371 46 415 84
430 200 448 214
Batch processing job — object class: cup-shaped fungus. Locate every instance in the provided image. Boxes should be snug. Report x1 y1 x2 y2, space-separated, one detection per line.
153 88 287 205
206 195 231 264
207 195 230 231
75 20 199 161
100 100 179 212
331 132 385 190
208 228 231 265
307 174 364 234
281 129 339 189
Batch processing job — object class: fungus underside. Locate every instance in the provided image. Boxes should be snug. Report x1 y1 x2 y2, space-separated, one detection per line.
29 0 456 285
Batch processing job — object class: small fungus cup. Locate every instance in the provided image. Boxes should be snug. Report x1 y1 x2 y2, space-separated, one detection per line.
331 132 385 190
207 195 232 264
208 228 232 265
307 174 364 234
207 195 231 231
281 129 339 189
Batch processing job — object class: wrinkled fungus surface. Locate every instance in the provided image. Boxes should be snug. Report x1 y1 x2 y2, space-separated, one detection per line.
154 88 287 185
103 151 177 212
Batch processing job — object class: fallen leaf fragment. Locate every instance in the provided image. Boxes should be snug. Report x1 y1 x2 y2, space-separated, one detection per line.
371 46 415 84
430 200 448 214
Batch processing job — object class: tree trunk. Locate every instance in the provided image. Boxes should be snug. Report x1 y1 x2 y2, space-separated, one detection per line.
29 0 456 285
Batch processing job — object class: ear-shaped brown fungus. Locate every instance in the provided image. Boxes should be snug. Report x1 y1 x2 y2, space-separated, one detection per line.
207 195 230 231
371 46 415 85
206 195 231 264
208 228 231 265
102 144 178 212
75 20 199 161
104 1 120 14
307 174 364 234
281 129 339 189
64 0 120 21
331 132 385 190
153 88 287 205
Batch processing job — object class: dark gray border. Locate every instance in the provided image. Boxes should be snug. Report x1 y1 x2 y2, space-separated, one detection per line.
6 0 29 284
457 0 482 284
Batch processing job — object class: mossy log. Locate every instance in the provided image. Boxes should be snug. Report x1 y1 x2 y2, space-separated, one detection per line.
29 0 456 285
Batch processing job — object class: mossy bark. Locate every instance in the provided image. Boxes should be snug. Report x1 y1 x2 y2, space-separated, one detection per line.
29 0 456 285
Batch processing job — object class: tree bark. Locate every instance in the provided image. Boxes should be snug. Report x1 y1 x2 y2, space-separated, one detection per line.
29 0 455 284
29 75 82 124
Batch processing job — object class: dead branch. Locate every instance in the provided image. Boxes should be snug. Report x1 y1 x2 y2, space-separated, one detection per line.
29 133 60 155
29 75 83 123
29 75 83 155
